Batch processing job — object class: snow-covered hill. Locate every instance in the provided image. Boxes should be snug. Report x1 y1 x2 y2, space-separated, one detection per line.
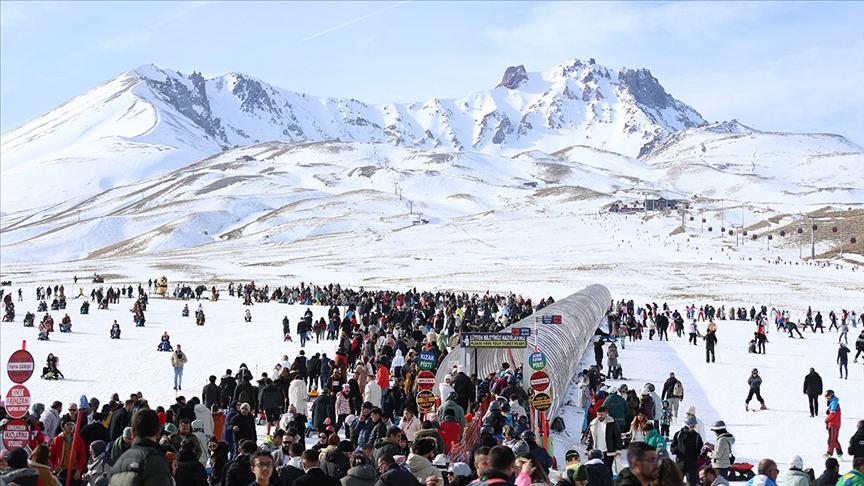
642 120 864 193
0 60 707 213
2 139 862 264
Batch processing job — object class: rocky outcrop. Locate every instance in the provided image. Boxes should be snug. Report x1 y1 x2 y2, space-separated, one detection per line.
496 65 529 89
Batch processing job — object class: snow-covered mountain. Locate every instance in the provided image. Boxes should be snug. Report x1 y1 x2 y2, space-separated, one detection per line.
1 59 707 213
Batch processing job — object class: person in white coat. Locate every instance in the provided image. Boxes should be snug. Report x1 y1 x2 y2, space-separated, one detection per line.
40 401 62 440
289 373 309 417
193 399 214 438
438 374 455 400
645 383 663 428
364 379 382 409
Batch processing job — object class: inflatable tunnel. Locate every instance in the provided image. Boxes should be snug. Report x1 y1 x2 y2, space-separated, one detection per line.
434 284 610 419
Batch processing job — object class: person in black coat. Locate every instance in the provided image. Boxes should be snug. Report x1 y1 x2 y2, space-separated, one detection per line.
704 329 718 363
802 368 823 417
227 403 258 445
295 450 342 486
108 400 134 441
174 439 208 486
222 440 257 486
80 412 111 447
320 441 353 479
219 370 238 408
672 418 703 486
374 454 422 486
202 375 221 410
234 378 257 412
177 400 197 425
208 441 230 486
307 354 322 392
451 367 475 413
813 458 841 486
583 449 613 486
311 389 336 432
278 443 306 486
849 419 864 461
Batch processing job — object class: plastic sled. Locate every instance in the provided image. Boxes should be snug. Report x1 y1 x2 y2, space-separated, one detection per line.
727 464 755 482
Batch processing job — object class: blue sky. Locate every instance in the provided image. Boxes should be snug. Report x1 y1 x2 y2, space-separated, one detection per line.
2 1 863 146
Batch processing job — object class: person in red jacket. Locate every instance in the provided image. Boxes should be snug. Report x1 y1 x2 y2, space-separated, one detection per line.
825 389 843 459
49 418 87 485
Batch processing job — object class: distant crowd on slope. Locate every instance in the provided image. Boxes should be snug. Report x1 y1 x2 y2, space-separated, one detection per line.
1 283 863 486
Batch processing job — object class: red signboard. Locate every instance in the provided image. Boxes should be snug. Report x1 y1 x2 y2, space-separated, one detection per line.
416 371 436 391
4 385 31 419
530 371 550 392
7 349 35 384
2 419 29 450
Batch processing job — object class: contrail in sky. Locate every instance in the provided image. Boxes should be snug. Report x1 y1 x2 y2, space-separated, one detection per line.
299 1 409 42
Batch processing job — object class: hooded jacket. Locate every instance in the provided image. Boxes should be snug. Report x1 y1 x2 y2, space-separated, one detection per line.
174 449 208 486
709 432 736 468
193 404 213 437
321 449 351 480
782 469 811 486
289 378 309 416
342 464 377 486
407 453 443 486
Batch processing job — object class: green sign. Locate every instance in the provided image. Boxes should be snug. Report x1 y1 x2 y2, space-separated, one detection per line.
417 351 437 370
528 352 547 371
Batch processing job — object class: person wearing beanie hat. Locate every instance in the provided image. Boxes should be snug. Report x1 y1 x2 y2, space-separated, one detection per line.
684 405 706 441
448 462 473 486
83 439 115 485
583 449 612 486
438 374 456 404
824 390 842 460
1 448 39 486
437 391 466 430
639 390 656 427
407 439 442 486
783 456 811 486
673 415 703 486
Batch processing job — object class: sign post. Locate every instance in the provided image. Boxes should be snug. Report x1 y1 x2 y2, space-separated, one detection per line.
4 385 31 419
416 371 436 391
1 419 29 450
3 341 34 451
417 352 437 371
6 346 35 384
416 390 436 411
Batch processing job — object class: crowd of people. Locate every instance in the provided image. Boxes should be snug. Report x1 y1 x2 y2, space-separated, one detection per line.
1 285 862 486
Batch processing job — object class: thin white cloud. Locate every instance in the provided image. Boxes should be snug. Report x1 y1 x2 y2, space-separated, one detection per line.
0 3 29 27
96 1 208 51
299 1 408 43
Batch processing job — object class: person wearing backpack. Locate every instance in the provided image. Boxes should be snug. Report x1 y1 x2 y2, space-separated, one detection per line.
110 409 173 486
661 373 684 422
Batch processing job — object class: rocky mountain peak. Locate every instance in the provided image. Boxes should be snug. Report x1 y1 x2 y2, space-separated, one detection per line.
617 68 669 110
496 65 529 89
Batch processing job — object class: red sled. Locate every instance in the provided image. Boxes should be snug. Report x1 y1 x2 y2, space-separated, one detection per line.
284 334 293 342
727 463 755 482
